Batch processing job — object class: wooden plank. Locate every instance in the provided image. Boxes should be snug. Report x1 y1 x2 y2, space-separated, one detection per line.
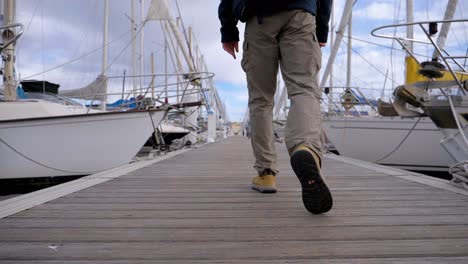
1 225 467 242
125 172 394 177
1 258 468 264
84 186 432 191
27 199 468 211
64 191 462 199
0 239 467 260
92 181 421 188
11 207 468 219
1 215 467 228
73 188 454 196
42 195 466 204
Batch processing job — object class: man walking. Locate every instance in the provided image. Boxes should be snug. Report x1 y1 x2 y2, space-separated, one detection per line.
219 0 333 214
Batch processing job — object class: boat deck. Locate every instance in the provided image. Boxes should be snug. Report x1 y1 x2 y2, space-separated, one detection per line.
1 136 468 263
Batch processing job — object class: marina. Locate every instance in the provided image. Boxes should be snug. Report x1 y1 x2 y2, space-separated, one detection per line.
1 0 468 262
1 136 468 262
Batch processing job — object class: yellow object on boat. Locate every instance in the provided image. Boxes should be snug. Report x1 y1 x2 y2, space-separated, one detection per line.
405 56 468 85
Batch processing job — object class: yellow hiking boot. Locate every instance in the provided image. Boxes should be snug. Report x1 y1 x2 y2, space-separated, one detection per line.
290 146 333 214
251 169 277 193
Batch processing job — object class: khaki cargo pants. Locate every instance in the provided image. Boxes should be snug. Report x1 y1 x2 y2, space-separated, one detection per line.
241 9 323 173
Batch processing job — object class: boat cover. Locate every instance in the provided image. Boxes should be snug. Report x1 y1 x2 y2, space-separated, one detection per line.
20 80 60 94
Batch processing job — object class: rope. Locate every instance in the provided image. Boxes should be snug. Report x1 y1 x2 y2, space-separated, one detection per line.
103 26 144 74
342 39 399 87
373 117 422 163
24 1 41 32
449 160 468 190
342 35 432 60
0 137 96 174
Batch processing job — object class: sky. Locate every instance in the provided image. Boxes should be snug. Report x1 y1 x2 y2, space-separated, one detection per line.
10 0 468 121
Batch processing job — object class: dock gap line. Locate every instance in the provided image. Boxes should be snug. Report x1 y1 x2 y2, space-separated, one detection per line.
326 154 468 196
0 148 193 219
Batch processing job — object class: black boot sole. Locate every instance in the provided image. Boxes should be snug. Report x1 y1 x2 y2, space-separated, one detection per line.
290 150 333 214
251 185 277 193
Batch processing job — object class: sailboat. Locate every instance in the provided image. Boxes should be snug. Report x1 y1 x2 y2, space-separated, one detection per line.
0 0 165 179
370 16 468 187
320 0 460 172
268 0 456 172
0 102 164 179
91 0 221 148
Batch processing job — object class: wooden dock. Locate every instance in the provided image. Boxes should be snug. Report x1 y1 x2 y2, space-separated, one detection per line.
0 136 468 263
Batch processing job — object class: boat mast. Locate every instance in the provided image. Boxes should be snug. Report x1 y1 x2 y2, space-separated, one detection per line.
346 11 352 89
2 0 16 101
403 0 414 85
131 0 137 98
432 0 458 60
145 0 198 142
162 22 182 102
175 18 181 104
166 19 195 73
100 0 109 110
406 0 414 54
320 0 354 87
140 0 144 95
160 22 183 104
328 1 334 112
150 52 154 99
164 32 168 102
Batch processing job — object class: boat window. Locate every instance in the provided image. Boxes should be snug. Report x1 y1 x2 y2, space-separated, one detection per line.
24 92 83 106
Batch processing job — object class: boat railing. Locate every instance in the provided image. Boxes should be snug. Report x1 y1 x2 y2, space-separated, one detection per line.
322 86 381 117
0 23 24 52
371 19 468 92
85 71 215 113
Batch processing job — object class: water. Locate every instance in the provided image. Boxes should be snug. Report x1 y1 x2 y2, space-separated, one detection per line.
413 170 452 181
0 175 85 198
0 194 19 202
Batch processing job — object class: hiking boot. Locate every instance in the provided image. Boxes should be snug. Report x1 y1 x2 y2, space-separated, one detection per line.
251 169 277 193
290 146 333 214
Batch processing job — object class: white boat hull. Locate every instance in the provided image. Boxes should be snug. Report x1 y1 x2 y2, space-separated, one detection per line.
0 110 164 179
323 116 456 172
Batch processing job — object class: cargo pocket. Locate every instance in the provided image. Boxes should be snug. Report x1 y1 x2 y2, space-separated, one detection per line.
312 31 318 43
312 33 322 71
241 40 249 72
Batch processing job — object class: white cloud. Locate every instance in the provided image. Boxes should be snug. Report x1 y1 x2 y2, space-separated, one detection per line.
354 1 397 21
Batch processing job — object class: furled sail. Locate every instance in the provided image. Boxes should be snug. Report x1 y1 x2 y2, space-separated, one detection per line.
146 0 171 21
59 75 107 101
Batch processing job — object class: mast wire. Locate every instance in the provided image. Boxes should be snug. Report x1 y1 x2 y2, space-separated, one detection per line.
23 29 133 80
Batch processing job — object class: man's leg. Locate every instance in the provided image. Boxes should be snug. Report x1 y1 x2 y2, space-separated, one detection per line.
279 10 333 213
279 10 323 155
242 16 282 174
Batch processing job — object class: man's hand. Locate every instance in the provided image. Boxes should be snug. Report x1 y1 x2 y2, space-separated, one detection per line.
222 42 239 59
319 43 326 47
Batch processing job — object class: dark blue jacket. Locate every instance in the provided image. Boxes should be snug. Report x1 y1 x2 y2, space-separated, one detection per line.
219 0 333 43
